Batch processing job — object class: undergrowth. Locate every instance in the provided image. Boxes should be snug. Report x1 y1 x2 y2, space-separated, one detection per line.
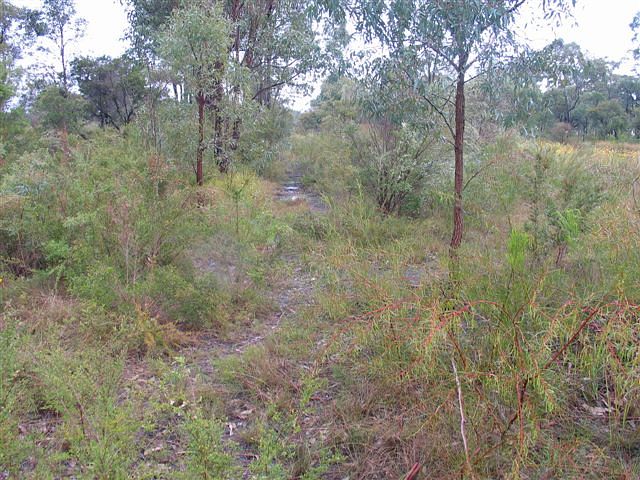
2 126 640 478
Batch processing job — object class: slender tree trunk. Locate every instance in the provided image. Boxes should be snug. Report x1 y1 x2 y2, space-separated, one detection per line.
213 97 226 172
196 92 205 186
59 26 67 92
209 67 228 173
230 117 241 152
450 74 465 251
555 243 568 267
59 29 70 166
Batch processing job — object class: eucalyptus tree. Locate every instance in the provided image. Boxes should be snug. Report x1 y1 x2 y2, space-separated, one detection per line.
235 0 324 107
127 0 330 174
348 0 575 252
159 1 230 185
0 1 44 110
41 0 85 93
353 54 442 214
217 0 323 171
615 75 640 115
632 11 640 65
0 0 22 110
126 0 325 104
71 55 147 129
0 1 44 163
536 40 596 124
123 0 178 64
34 0 86 158
614 75 640 138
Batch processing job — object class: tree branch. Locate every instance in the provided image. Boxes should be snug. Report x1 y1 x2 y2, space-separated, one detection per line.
463 159 498 192
420 93 455 141
452 357 475 479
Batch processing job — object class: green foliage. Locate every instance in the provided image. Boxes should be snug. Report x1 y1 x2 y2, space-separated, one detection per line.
223 170 253 235
149 0 328 175
237 105 293 175
32 86 88 132
247 383 340 479
289 131 357 201
301 70 442 215
33 347 138 478
249 421 290 479
68 263 121 309
183 415 238 479
71 55 147 129
1 0 44 114
358 60 442 214
135 266 223 329
523 144 604 263
585 99 629 138
506 229 530 274
40 0 86 91
122 0 176 61
43 238 70 291
150 100 200 176
157 0 235 177
0 325 29 473
158 1 230 95
495 39 640 139
1 130 207 327
0 150 65 274
2 126 639 479
2 2 640 476
551 208 581 246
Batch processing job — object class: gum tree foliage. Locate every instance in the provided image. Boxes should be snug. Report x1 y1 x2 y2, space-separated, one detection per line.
71 55 147 129
32 84 86 133
632 11 640 64
474 53 553 135
298 59 438 216
158 1 230 186
582 99 628 139
1 1 27 109
345 0 575 252
492 42 640 139
125 0 326 103
32 0 86 157
614 75 640 138
354 55 441 214
535 40 608 124
122 0 178 64
0 1 44 161
1 3 49 105
126 0 329 177
41 0 86 92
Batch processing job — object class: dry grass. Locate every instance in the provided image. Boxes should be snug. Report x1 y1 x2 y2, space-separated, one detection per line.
3 138 640 478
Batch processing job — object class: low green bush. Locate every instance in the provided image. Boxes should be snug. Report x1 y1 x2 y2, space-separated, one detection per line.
135 266 225 329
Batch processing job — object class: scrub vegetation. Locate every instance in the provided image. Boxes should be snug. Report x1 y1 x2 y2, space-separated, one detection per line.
1 0 640 478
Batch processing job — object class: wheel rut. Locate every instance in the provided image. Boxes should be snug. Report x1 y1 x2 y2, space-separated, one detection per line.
181 167 325 476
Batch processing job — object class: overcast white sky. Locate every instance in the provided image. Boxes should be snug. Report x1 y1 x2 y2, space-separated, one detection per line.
14 0 640 110
16 0 129 57
518 0 638 71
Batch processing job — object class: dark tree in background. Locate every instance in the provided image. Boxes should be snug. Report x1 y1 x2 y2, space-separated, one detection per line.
71 55 146 130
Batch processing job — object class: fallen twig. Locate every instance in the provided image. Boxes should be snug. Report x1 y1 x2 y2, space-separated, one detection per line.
452 357 475 479
404 462 421 480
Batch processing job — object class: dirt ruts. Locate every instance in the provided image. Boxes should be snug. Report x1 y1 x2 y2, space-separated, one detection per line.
275 170 327 213
182 167 325 477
